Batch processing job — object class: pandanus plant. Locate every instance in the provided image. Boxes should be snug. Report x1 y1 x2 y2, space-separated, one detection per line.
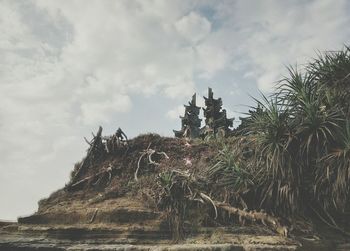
240 46 350 227
315 121 350 212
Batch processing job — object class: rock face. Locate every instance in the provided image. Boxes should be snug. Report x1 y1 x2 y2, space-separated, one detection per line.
0 222 345 251
1 221 302 250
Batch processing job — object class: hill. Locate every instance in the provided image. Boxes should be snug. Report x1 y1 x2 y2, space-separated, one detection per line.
1 46 350 250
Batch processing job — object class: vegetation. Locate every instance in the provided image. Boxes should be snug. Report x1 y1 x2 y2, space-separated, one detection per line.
236 46 350 228
154 46 350 239
52 46 350 242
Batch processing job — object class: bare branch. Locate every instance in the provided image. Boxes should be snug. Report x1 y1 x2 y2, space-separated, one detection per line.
158 151 170 159
135 152 147 181
199 192 218 219
135 147 170 181
84 137 92 146
88 208 99 223
214 201 289 236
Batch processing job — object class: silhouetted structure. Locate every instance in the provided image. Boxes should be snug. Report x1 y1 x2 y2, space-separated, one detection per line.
173 94 202 139
201 88 233 137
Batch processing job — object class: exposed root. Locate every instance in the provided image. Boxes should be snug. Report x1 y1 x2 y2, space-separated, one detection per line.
199 192 218 219
69 165 113 190
148 150 158 165
135 152 148 181
158 152 170 159
135 145 169 181
157 168 289 237
214 201 289 236
88 208 99 223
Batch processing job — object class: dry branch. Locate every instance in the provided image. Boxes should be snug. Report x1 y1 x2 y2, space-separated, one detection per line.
103 128 128 153
70 126 104 185
214 201 288 236
158 168 288 236
135 152 148 181
88 208 99 223
69 166 113 189
135 146 169 181
199 192 218 219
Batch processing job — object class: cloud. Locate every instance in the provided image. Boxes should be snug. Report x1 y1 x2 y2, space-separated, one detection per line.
195 43 228 79
215 0 350 91
175 11 211 44
80 94 132 125
166 105 185 120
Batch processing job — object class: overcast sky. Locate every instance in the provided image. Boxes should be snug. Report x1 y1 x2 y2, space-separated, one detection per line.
1 0 349 220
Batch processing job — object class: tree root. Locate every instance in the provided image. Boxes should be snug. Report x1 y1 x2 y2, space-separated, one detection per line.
135 145 169 181
214 201 288 236
68 165 113 190
88 208 99 223
157 169 288 236
195 192 287 235
199 192 218 219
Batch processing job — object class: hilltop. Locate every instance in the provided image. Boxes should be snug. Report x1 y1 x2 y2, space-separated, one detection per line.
1 46 350 250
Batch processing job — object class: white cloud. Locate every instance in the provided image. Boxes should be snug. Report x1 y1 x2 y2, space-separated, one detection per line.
218 0 350 91
195 44 228 79
0 3 36 50
80 94 132 125
166 105 185 120
175 11 211 44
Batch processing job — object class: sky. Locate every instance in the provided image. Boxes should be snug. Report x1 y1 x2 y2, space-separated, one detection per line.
1 0 350 220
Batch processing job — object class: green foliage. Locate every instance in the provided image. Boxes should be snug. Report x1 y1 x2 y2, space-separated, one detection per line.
315 121 350 212
153 46 350 236
308 46 350 115
278 67 342 157
207 146 254 194
241 46 350 223
158 171 174 192
244 95 300 216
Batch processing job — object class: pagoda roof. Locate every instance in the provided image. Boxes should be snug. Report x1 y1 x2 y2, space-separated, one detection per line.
184 104 201 110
